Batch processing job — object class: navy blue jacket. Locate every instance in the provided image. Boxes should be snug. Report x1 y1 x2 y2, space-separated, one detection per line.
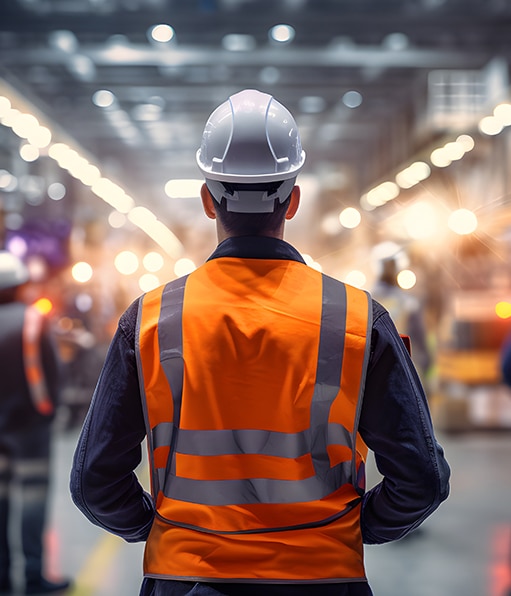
70 237 450 596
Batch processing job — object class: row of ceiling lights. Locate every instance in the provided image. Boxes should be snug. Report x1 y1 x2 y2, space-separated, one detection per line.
0 92 184 259
360 101 511 212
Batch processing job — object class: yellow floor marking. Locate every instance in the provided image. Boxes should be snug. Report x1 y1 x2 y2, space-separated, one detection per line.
68 533 124 596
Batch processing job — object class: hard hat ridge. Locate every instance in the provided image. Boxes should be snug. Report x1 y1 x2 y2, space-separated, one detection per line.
197 89 305 213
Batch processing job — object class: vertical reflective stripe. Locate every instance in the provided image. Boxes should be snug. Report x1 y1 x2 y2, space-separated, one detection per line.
316 276 347 387
158 276 188 477
309 275 347 489
22 306 53 416
136 285 166 496
158 278 187 428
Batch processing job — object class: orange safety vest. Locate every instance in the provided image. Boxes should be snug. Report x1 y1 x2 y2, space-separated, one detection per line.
136 257 372 583
23 305 54 416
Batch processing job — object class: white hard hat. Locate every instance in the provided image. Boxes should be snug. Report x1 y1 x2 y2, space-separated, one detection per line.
196 89 306 212
0 251 29 290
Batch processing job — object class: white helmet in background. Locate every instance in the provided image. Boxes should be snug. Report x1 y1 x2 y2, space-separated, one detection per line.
196 89 306 213
0 251 29 290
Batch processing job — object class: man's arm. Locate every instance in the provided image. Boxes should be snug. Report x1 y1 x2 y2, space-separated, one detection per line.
359 301 450 544
69 301 155 542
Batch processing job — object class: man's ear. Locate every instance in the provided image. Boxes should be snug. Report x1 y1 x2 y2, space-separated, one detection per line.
201 183 217 220
285 186 301 220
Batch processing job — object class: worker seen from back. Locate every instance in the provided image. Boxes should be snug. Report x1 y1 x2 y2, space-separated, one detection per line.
0 251 70 595
70 89 450 596
370 242 432 382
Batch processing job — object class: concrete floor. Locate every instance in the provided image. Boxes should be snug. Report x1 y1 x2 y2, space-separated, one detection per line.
31 426 511 596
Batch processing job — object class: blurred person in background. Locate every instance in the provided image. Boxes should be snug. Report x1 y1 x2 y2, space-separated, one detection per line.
371 242 432 383
0 251 70 595
70 89 450 596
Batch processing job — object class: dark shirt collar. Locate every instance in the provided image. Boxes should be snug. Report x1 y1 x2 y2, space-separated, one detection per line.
207 236 305 264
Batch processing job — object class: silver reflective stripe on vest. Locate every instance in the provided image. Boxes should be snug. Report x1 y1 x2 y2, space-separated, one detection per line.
158 278 188 481
309 276 348 491
136 276 188 496
162 466 354 506
148 272 371 507
153 425 311 457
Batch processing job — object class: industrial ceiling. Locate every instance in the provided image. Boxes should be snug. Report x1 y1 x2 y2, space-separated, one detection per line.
1 0 511 269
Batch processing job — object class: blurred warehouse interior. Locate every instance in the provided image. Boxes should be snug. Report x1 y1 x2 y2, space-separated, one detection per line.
2 0 511 431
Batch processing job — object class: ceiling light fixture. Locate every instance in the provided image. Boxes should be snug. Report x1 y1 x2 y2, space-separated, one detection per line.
149 24 175 44
269 24 295 44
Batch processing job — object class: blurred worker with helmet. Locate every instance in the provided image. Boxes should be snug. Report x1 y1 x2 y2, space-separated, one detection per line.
0 251 70 595
70 89 450 595
370 241 432 381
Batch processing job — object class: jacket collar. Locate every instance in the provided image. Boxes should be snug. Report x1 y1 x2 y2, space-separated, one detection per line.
207 236 305 264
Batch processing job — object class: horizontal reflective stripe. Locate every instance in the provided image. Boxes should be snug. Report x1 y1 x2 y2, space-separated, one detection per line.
161 460 353 506
153 424 311 457
152 422 352 458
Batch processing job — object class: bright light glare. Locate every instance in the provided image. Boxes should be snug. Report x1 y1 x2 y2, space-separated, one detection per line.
92 89 115 108
395 161 431 189
174 258 196 277
270 24 295 43
139 273 161 292
443 141 465 161
479 116 503 136
456 134 475 152
164 179 202 199
28 126 52 148
150 24 175 43
496 301 511 319
33 297 53 315
19 144 39 162
92 179 134 213
1 108 20 127
404 201 438 240
366 181 399 207
397 269 417 290
493 103 511 126
114 251 139 275
344 270 366 288
11 113 39 139
430 147 451 168
339 207 361 229
143 251 164 272
448 209 478 235
72 261 93 283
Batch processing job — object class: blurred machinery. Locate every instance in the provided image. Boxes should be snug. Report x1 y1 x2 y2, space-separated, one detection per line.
431 235 511 432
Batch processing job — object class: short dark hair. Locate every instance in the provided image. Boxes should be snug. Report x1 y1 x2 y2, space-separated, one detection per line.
213 184 292 237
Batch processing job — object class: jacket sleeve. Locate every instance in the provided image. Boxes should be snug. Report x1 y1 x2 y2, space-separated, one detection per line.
69 300 155 542
359 301 450 544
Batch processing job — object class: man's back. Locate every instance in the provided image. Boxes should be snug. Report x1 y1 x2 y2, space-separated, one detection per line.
137 243 372 582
